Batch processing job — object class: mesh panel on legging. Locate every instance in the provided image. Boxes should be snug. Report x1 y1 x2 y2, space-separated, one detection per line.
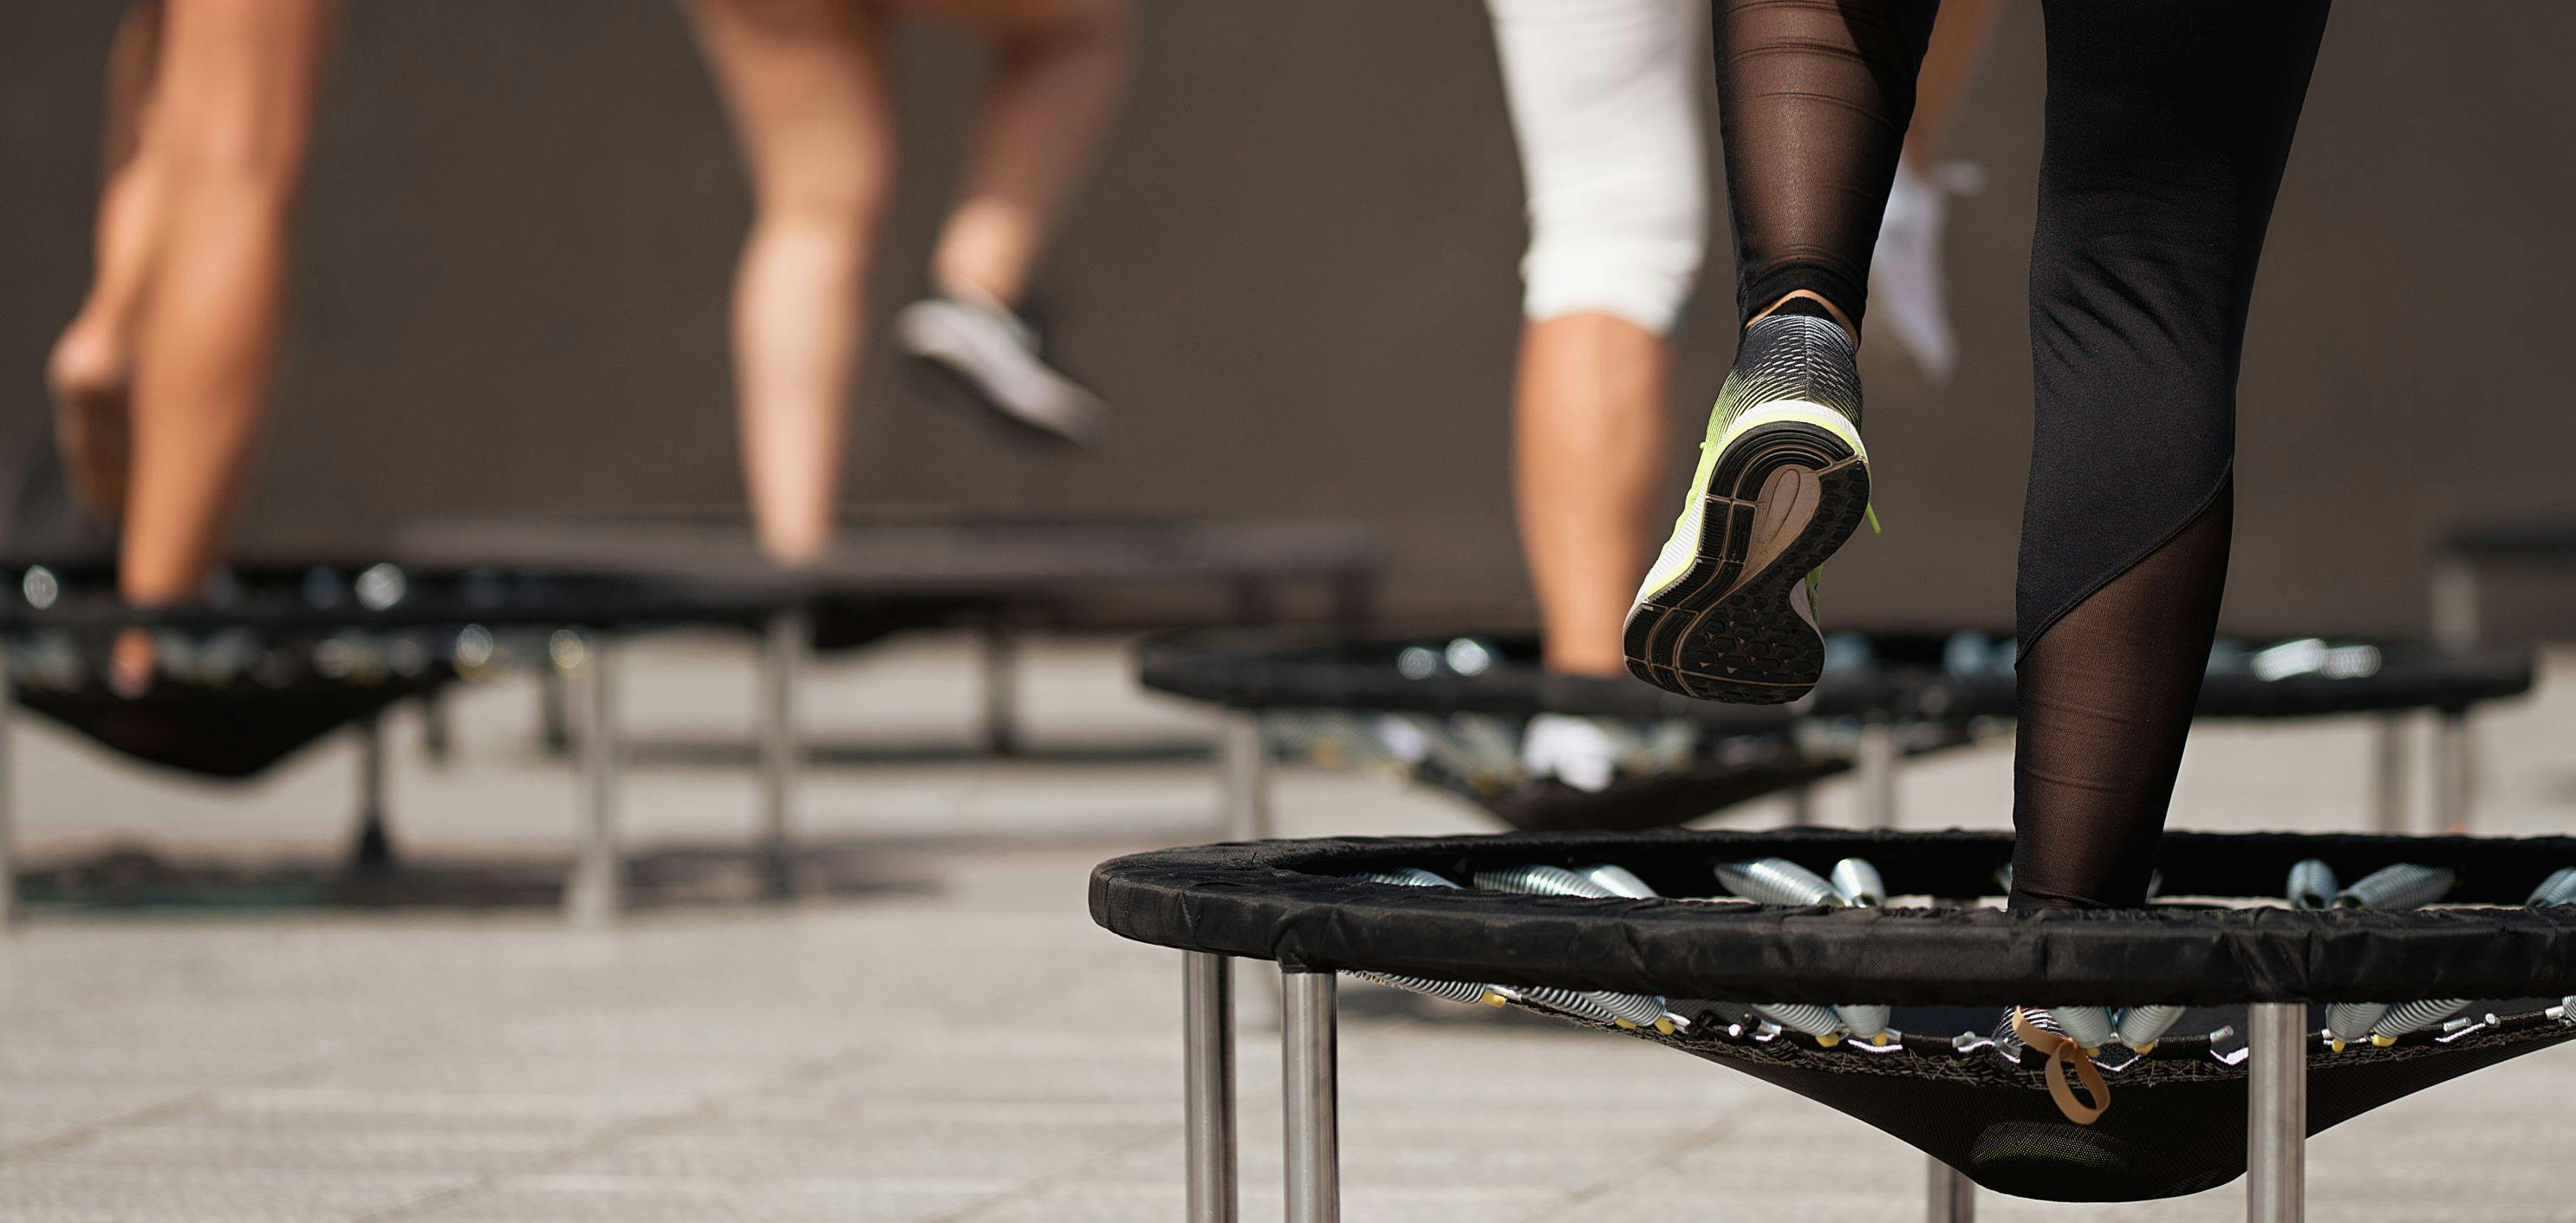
2007 0 2331 912
2010 490 2231 910
1710 0 1940 328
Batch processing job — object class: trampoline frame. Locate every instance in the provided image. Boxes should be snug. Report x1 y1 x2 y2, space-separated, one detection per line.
0 625 639 931
1174 953 2315 1223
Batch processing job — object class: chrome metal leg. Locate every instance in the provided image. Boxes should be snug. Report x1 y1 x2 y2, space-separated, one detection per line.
1927 1156 1974 1223
2430 555 2480 654
2434 711 2472 833
1784 782 1816 824
562 633 621 926
1857 718 1899 829
757 608 808 898
539 665 571 754
2246 1001 2307 1223
2369 713 2407 835
1218 712 1272 842
0 649 16 931
979 618 1021 756
1184 953 1239 1223
1282 970 1340 1223
420 687 453 762
350 714 396 874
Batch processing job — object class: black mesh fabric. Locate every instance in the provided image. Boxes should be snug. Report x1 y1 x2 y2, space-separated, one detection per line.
1093 829 2576 1201
16 675 446 779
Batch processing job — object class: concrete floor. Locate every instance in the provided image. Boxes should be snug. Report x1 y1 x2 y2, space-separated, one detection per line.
3 631 2573 1222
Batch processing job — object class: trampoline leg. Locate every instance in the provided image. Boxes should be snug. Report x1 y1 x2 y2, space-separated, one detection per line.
1218 712 1272 842
1281 969 1340 1223
539 665 572 755
420 686 453 763
1857 718 1899 829
2369 713 2408 835
2246 1000 2307 1223
757 608 808 899
978 616 1022 757
2431 554 2480 654
2432 711 2475 834
1184 953 1239 1223
563 634 622 927
349 715 396 875
1927 1156 1974 1223
0 652 16 932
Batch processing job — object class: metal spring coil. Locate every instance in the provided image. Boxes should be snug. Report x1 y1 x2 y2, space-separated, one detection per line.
2286 859 2339 911
2369 999 2469 1044
1468 865 1669 1026
2527 867 2576 907
1828 858 1887 907
1577 863 1657 900
2045 1006 2115 1050
2114 1005 2186 1051
1753 1003 1845 1044
1833 1005 1894 1044
2332 863 2456 911
1350 869 1506 1006
1715 858 1842 907
2325 1003 2391 1047
1470 864 1610 899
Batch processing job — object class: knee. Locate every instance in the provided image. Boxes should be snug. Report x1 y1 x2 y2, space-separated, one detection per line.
1520 199 1705 334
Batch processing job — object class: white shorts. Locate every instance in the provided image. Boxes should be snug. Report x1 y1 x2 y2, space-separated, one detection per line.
1486 0 1709 333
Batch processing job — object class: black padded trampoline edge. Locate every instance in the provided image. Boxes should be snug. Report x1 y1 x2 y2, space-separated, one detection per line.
1089 829 2576 1005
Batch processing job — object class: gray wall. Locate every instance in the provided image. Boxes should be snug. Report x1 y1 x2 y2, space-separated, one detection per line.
3 2 2572 635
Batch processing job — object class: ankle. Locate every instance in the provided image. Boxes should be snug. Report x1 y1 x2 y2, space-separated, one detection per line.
1748 290 1855 342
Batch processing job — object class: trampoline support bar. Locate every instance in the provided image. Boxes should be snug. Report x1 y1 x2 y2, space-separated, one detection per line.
2371 713 2407 835
0 650 15 932
1184 953 1238 1223
2247 1000 2306 1223
979 615 1022 757
758 608 809 898
349 714 395 875
2434 712 2472 834
1282 969 1340 1223
563 634 623 927
1928 1155 1974 1222
1858 717 1898 829
1219 712 1272 842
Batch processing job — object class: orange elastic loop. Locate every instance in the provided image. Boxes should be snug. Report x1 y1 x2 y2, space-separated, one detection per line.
2013 1006 2111 1125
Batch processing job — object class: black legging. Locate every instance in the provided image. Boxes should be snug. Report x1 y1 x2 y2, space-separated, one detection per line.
1710 0 2333 909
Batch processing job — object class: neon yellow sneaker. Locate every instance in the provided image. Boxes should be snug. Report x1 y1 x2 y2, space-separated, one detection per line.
1624 313 1870 703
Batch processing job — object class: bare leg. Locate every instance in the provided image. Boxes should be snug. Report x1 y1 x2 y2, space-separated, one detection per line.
49 2 167 523
907 0 1129 306
1905 0 2007 163
115 0 338 689
684 0 896 567
1513 314 1669 676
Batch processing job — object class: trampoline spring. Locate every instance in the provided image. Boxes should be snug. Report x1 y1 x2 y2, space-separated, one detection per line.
2113 1005 2186 1052
1715 858 1842 907
2332 862 2456 910
2527 867 2576 907
2044 1006 2114 1051
1753 1003 1844 1046
1512 985 1671 1032
1828 858 1887 907
1471 864 1614 899
2325 1002 2392 1051
1576 863 1660 900
1348 869 1510 1008
2368 999 2469 1044
1834 1005 1895 1045
2287 859 2339 910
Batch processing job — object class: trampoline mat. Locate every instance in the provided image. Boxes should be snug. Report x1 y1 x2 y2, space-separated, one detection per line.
16 674 442 778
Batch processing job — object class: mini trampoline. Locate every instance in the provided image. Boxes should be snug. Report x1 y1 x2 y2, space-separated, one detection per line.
1091 827 2576 1222
1138 628 2534 838
394 511 1382 758
0 558 796 927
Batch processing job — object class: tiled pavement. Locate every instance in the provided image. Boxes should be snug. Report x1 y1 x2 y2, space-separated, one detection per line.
3 631 2573 1221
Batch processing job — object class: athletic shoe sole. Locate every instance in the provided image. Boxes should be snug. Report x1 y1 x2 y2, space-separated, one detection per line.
1623 409 1870 703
